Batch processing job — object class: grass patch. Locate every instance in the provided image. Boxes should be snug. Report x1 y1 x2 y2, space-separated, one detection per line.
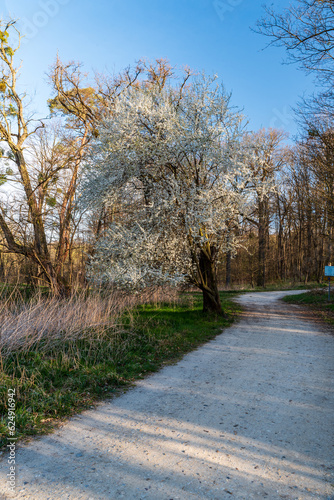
282 289 334 326
0 291 240 449
0 282 50 302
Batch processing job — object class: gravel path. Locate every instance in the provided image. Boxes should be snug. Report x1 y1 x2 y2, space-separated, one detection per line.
1 290 334 500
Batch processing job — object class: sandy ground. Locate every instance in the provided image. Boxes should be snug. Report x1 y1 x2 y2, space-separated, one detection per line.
0 290 334 500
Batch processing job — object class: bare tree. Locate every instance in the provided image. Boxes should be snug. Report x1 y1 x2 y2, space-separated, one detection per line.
256 0 334 88
0 20 68 294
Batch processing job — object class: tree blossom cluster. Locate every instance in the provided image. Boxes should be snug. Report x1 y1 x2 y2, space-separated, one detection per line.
82 76 273 292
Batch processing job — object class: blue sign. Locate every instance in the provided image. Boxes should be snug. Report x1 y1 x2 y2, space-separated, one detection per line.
325 266 334 276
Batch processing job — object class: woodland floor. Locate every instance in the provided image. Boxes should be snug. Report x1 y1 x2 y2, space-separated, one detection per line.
0 290 333 500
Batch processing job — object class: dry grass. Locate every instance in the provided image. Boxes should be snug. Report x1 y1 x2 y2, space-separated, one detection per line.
0 286 179 356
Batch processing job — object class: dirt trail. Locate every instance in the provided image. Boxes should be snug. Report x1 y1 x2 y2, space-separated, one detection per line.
1 290 334 500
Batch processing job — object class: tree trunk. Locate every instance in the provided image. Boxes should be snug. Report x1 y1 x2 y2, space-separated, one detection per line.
44 262 70 297
55 128 89 283
199 248 223 315
202 287 223 314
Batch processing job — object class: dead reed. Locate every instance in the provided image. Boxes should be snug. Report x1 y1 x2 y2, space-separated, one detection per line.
0 286 179 356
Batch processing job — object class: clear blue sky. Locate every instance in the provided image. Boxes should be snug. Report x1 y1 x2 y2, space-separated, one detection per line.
3 0 315 137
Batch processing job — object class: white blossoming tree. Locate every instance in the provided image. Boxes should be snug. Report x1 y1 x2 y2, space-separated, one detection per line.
82 76 256 314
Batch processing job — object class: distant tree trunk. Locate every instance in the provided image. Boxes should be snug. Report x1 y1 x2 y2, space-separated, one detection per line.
327 222 333 266
304 205 313 283
0 250 4 281
225 250 231 287
198 248 223 315
257 199 269 287
277 227 284 280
